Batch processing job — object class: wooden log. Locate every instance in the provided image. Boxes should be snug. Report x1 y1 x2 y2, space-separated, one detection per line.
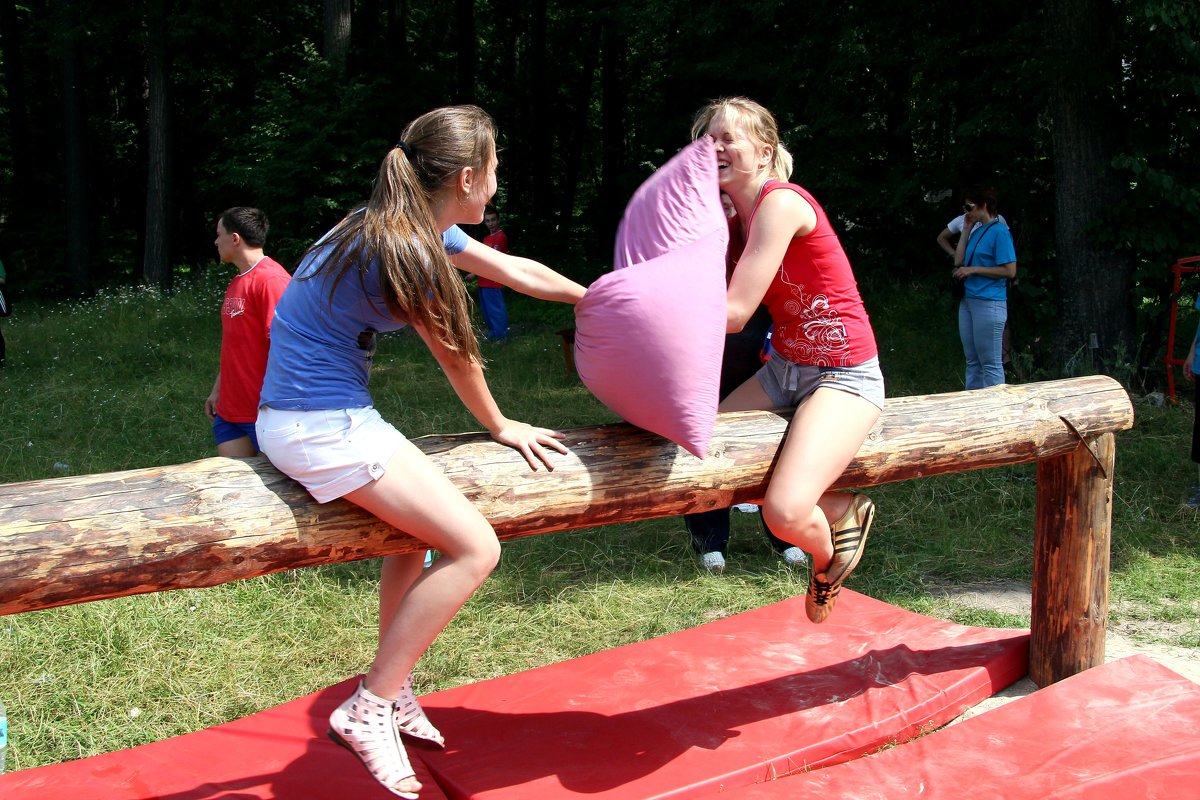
1029 433 1115 687
0 376 1132 621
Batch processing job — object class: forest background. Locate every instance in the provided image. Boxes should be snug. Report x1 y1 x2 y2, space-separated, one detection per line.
2 0 1200 387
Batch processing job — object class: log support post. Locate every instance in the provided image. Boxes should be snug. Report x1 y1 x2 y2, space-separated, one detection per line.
1030 432 1115 687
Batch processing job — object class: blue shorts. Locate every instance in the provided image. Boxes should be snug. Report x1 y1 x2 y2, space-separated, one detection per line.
255 406 408 504
212 414 260 450
757 355 885 411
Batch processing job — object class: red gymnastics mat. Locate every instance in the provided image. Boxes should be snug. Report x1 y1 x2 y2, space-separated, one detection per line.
0 677 450 800
723 655 1200 799
417 590 1028 799
0 590 1028 799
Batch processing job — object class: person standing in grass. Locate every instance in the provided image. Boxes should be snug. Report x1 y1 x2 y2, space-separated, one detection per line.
256 105 585 798
1184 296 1200 509
475 204 510 340
953 186 1017 390
205 207 291 457
692 96 883 624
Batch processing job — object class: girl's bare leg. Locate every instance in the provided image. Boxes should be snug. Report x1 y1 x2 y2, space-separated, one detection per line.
720 379 880 572
343 438 501 699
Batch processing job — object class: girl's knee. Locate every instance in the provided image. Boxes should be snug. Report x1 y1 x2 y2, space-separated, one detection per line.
456 531 501 582
479 536 502 572
762 502 820 541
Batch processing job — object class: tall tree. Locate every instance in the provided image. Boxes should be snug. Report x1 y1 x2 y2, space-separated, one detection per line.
387 0 407 69
1046 0 1136 373
555 12 600 231
596 16 628 251
325 0 352 74
455 0 475 103
142 0 172 292
527 0 552 213
60 0 91 295
0 0 34 246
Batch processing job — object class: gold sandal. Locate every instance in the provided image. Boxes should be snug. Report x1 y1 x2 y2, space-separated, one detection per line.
805 493 875 624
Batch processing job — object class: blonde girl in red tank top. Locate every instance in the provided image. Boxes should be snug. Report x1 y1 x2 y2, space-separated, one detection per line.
693 97 884 624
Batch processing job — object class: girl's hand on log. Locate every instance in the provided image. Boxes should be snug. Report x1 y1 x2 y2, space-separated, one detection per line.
490 420 569 471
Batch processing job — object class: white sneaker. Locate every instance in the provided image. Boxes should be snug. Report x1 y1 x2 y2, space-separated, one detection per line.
781 547 808 567
733 503 760 513
701 551 726 574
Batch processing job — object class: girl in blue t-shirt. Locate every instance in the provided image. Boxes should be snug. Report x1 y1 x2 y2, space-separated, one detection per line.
953 185 1018 390
257 105 585 798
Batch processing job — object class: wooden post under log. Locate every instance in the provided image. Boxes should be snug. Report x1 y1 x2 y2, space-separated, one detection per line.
1030 432 1115 687
0 376 1133 684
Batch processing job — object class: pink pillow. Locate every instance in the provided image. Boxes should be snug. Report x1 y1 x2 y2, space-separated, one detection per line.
613 137 726 268
574 138 728 458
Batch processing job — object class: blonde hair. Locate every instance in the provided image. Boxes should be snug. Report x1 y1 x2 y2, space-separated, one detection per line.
691 97 793 182
307 105 495 362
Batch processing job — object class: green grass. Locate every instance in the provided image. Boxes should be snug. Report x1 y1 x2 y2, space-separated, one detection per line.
1 272 1198 771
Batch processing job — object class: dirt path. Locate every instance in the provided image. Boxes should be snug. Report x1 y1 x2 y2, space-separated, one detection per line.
928 580 1200 722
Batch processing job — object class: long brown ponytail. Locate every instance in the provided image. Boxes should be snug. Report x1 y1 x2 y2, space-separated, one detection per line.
306 105 495 363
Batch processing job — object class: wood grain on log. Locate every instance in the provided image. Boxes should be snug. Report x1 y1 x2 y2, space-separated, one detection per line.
0 377 1132 619
1030 433 1115 687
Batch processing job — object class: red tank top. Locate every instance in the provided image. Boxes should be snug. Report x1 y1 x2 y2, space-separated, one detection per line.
730 180 877 367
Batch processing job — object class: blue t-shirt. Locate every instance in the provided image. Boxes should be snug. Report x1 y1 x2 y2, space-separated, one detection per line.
963 221 1017 301
260 225 470 410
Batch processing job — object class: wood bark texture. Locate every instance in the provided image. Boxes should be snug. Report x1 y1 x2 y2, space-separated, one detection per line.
0 377 1132 617
1030 432 1115 686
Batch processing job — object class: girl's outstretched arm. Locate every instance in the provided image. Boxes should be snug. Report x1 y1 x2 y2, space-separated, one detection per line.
453 237 587 304
413 323 568 471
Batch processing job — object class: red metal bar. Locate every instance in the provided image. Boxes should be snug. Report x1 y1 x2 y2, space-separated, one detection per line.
1164 256 1200 403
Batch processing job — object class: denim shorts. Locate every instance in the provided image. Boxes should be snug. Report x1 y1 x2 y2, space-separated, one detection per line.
756 354 885 411
212 414 260 449
255 406 407 503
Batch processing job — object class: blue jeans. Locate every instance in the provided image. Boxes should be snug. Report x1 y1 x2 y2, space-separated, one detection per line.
478 287 508 340
958 297 1007 389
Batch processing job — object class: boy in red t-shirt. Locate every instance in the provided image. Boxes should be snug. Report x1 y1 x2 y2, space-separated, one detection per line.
477 205 510 339
205 207 291 456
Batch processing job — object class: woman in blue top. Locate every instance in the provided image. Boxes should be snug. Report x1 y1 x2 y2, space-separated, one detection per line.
1184 296 1200 507
953 185 1018 389
257 105 585 798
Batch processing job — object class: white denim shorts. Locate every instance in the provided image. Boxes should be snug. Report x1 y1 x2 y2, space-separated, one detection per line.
256 406 407 503
757 355 885 411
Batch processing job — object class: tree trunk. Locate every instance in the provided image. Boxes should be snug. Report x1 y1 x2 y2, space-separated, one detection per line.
385 0 407 85
324 0 353 74
0 0 35 251
1046 0 1136 374
455 0 475 103
142 0 172 293
526 0 553 213
490 0 523 202
557 16 600 232
60 0 91 296
0 377 1132 620
597 19 628 252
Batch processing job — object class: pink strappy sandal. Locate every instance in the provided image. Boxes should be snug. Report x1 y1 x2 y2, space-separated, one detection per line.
328 682 422 799
394 673 444 748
